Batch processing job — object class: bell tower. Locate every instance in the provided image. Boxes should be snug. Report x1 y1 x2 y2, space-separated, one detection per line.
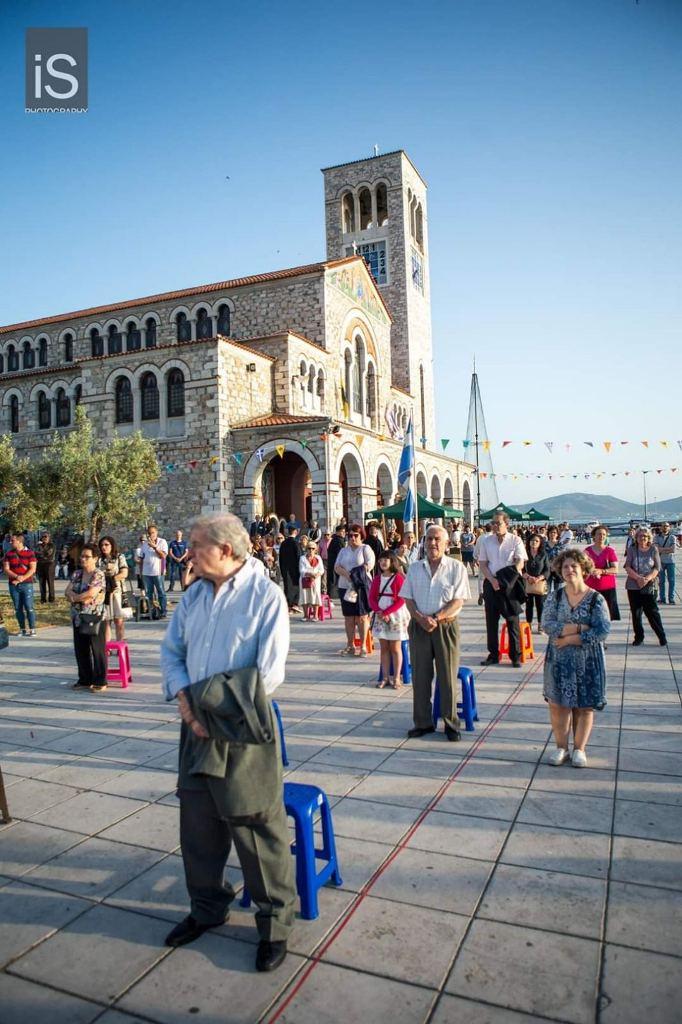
322 150 435 448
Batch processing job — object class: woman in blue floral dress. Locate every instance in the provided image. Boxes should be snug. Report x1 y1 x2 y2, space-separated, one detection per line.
541 547 611 768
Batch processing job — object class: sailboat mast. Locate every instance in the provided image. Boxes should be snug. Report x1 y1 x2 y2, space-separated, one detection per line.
472 371 481 525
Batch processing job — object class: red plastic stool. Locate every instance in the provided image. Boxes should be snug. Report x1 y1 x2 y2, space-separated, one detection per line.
353 630 375 654
321 594 333 620
106 641 132 688
499 622 534 663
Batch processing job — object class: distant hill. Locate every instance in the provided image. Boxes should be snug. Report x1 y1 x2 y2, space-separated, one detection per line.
515 492 682 521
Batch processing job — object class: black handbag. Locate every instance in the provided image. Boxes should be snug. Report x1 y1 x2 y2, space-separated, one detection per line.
0 623 9 650
77 611 104 635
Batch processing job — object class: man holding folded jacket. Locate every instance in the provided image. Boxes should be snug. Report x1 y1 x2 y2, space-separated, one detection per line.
161 512 295 973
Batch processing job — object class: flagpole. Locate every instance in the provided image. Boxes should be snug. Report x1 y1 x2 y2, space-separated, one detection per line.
472 368 481 526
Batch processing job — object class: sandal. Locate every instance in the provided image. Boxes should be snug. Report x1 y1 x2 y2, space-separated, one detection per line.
376 679 388 689
337 645 354 655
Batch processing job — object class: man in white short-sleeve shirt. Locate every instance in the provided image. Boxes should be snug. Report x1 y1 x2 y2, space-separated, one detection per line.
478 513 527 667
401 525 471 741
140 525 169 618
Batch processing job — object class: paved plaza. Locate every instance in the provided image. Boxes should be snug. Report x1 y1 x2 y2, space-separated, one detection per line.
1 577 681 1024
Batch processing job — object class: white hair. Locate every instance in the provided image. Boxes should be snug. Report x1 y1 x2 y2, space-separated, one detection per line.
190 512 249 559
426 525 449 541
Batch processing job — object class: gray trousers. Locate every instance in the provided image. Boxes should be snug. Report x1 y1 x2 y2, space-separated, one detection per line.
178 784 296 941
408 619 461 731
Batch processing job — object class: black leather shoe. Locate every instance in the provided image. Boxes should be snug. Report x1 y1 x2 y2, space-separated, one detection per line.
477 595 484 606
165 914 227 947
407 726 436 738
511 660 521 668
632 639 644 646
444 725 461 742
256 939 287 972
480 656 499 666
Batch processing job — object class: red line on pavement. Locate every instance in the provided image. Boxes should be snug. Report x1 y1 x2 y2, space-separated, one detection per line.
264 654 545 1023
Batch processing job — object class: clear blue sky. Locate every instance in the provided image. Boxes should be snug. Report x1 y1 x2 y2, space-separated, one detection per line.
1 0 680 505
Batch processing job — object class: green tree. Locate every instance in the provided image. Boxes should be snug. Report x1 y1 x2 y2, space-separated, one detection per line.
51 407 160 541
0 435 62 531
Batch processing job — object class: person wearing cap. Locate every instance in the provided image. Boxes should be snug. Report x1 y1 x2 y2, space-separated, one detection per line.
36 531 56 604
654 523 676 605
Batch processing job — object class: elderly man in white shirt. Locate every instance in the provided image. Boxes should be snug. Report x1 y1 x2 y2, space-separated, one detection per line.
161 512 296 973
401 525 471 741
478 512 528 667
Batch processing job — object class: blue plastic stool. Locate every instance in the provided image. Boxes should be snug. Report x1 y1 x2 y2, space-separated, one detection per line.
239 782 343 920
271 700 289 767
377 638 412 685
432 666 479 732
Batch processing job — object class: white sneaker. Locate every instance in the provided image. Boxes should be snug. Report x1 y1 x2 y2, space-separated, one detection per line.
29 629 37 637
572 749 588 768
548 748 570 766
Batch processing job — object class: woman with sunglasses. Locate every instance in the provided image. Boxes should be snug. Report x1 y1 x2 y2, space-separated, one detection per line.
334 524 375 655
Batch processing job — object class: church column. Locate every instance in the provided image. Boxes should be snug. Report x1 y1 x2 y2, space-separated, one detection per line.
132 383 142 431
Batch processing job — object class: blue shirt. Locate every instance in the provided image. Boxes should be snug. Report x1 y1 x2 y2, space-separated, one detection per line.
169 539 188 560
160 560 290 701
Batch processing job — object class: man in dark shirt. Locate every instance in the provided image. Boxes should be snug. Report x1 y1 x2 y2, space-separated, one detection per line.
365 522 384 577
36 531 56 603
326 525 347 599
3 533 38 636
168 529 189 591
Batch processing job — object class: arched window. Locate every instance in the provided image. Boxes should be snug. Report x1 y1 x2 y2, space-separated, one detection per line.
0 353 3 373
307 365 315 395
359 188 372 230
64 333 74 362
176 312 191 342
38 391 51 429
38 338 48 366
108 324 122 355
366 364 377 426
196 308 212 340
56 387 71 427
126 321 141 351
316 369 325 408
352 337 364 413
343 349 352 418
10 395 19 433
376 183 388 227
74 384 82 406
415 203 424 249
90 329 103 357
115 376 133 424
342 192 355 233
7 345 18 371
140 372 159 420
23 341 35 370
420 364 426 447
217 304 230 335
145 318 157 348
167 369 185 418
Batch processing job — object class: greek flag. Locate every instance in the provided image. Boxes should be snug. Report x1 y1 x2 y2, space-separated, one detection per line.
398 414 416 529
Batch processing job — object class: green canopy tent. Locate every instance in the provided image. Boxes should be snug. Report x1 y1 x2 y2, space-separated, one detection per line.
522 506 551 522
365 493 462 521
479 501 525 522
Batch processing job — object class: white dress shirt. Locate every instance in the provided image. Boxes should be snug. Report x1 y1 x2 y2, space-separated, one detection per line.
478 533 528 575
401 556 471 615
160 560 289 700
140 538 168 576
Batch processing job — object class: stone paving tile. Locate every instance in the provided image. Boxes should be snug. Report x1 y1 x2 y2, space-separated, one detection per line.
2 777 83 819
98 803 181 852
431 995 555 1023
95 736 179 766
91 766 177 802
0 721 76 748
283 762 367 797
600 944 681 1023
616 769 682 805
105 854 194 923
0 879 91 968
529 764 616 799
346 770 443 808
372 847 493 915
275 961 435 1024
8 903 170 1004
329 796 421 845
480 863 606 939
445 756 536 790
613 796 682 843
27 791 147 835
0 821 87 878
517 790 614 834
0 972 102 1024
333 835 394 892
119 931 306 1024
376 747 463 780
41 730 127 756
501 822 611 878
1 745 77 780
322 895 468 988
610 835 682 891
606 880 682 957
618 727 682 752
308 742 392 770
39 756 133 789
407 809 510 862
470 737 547 764
24 837 165 899
618 747 682 776
221 885 353 956
446 918 600 1024
437 780 526 821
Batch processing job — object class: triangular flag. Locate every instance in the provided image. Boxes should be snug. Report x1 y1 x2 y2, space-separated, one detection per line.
603 441 612 453
188 460 198 471
677 441 682 451
565 443 572 453
672 467 678 473
233 452 243 466
441 439 450 450
419 436 427 446
660 440 669 448
584 442 594 448
522 440 532 446
482 440 490 452
544 442 553 453
355 435 364 447
378 434 386 442
209 456 219 465
657 469 663 474
275 445 285 459
319 433 328 441
255 447 265 463
480 472 488 479
502 440 512 448
642 441 649 448
620 440 629 445
300 439 308 449
462 440 471 448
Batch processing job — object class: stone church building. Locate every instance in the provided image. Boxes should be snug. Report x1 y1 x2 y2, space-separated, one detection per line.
0 150 475 533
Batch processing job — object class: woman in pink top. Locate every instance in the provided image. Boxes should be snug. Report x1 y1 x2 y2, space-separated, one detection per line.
369 551 409 689
585 526 621 620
